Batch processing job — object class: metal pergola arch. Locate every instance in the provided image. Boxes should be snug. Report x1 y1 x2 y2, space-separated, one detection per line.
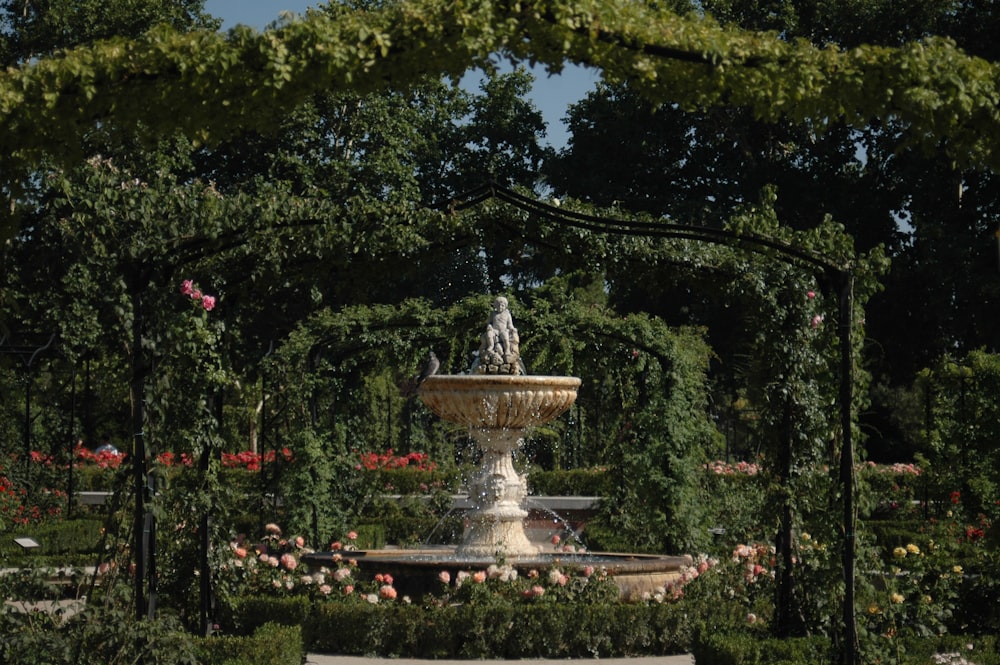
445 181 861 665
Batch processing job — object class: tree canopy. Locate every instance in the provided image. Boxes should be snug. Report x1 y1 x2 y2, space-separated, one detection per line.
1 0 999 196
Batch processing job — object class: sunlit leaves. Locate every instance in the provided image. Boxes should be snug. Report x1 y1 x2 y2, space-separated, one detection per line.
1 0 999 190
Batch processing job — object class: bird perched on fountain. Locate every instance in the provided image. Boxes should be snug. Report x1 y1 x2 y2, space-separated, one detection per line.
417 351 440 384
400 351 440 397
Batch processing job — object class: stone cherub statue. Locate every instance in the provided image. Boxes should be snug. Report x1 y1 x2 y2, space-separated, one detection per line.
474 296 524 375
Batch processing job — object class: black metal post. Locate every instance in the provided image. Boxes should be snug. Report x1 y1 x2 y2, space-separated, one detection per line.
259 342 273 533
23 369 32 476
22 334 55 482
775 398 796 636
200 396 216 637
68 364 77 518
131 283 156 626
837 271 858 665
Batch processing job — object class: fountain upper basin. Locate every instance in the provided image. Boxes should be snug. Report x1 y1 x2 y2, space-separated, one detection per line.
417 374 581 430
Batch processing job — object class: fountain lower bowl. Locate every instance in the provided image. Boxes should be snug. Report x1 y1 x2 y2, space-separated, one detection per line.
301 549 691 601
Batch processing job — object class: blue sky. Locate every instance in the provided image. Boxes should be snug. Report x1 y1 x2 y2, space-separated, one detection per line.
202 0 598 148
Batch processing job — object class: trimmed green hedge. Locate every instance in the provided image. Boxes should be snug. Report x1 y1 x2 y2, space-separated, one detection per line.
529 468 608 496
692 633 833 664
1 518 105 559
372 467 464 494
197 623 303 665
896 635 1000 665
226 596 692 658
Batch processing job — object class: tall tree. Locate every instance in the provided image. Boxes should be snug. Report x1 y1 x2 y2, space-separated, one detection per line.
0 0 217 65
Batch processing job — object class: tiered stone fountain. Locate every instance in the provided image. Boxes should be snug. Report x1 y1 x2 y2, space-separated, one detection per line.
304 297 689 598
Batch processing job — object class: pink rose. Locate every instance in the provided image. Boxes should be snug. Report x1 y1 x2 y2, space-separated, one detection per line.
347 531 358 541
330 541 342 551
550 534 561 545
438 571 451 584
811 314 824 328
344 585 354 595
280 553 297 571
192 289 202 300
379 585 397 600
201 295 216 311
472 571 486 584
806 291 816 299
180 280 194 295
294 536 305 548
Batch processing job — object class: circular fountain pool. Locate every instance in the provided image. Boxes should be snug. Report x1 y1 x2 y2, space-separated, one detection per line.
301 549 692 600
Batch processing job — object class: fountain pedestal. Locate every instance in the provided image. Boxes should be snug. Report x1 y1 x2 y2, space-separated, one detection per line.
460 427 533 557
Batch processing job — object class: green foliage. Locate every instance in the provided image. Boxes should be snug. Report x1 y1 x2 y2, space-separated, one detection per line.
228 595 692 658
692 632 834 665
0 517 104 558
359 494 457 547
857 540 964 656
528 468 608 495
1 0 1000 186
0 581 200 665
896 636 1000 665
371 466 462 494
277 428 352 546
701 468 770 547
195 622 303 665
914 351 1000 523
955 548 1000 635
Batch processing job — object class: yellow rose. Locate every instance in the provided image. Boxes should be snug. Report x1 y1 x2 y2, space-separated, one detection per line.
906 543 920 555
868 604 881 615
893 547 907 558
890 593 905 604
